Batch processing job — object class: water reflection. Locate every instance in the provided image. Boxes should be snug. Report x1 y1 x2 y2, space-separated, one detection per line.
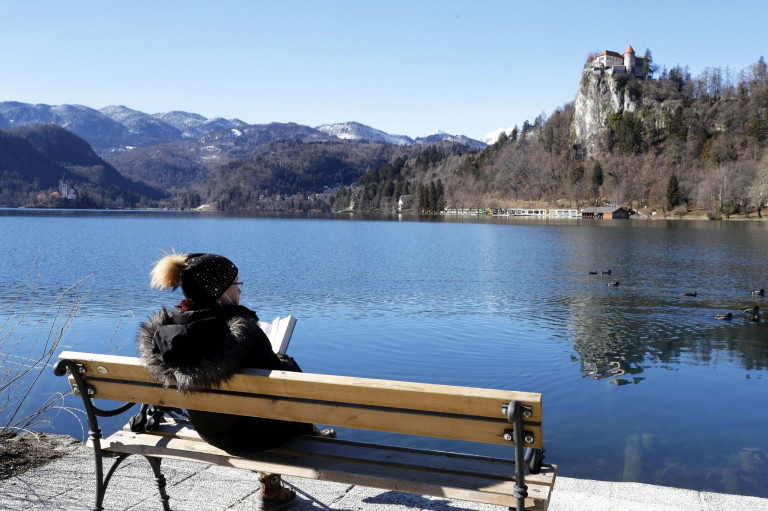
1 211 768 496
566 294 768 384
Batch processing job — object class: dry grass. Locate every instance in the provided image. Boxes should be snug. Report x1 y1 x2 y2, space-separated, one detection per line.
0 259 91 440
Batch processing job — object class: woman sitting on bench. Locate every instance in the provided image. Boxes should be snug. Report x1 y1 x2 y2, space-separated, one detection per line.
137 251 333 511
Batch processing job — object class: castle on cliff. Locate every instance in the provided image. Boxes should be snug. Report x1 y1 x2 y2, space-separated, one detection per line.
588 45 647 78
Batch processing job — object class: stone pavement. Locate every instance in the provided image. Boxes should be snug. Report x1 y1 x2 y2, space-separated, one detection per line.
1 442 767 511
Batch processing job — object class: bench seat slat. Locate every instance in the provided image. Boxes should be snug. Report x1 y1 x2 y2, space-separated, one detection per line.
145 420 555 486
83 379 542 447
60 350 542 421
103 429 556 509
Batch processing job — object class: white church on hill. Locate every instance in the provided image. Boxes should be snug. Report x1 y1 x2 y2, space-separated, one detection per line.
589 45 647 78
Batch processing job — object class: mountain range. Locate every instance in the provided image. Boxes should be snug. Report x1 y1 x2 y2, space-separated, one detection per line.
0 102 486 156
0 103 479 209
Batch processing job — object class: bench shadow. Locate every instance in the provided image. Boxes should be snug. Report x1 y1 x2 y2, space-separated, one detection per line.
363 491 486 510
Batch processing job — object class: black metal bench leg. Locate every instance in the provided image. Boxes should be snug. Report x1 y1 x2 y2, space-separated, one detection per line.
506 401 528 511
88 427 106 511
94 454 130 510
145 456 172 511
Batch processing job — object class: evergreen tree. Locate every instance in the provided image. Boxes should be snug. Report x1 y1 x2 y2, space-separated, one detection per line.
591 161 604 203
757 56 767 81
495 131 508 148
428 181 438 213
643 48 655 79
666 173 681 211
418 183 428 213
436 179 446 211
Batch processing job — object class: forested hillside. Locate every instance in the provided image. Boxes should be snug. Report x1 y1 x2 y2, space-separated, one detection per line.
186 139 423 211
0 124 163 207
347 56 768 217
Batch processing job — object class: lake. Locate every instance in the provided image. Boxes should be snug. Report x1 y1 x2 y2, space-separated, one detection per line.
1 209 766 497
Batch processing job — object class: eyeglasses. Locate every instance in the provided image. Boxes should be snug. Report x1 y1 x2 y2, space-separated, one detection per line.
233 281 243 290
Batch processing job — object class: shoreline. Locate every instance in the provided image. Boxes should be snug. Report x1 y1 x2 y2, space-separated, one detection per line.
2 205 768 222
3 432 768 510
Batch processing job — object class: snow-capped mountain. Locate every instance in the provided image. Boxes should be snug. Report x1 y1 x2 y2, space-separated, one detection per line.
1 101 487 156
154 111 209 131
316 122 486 148
0 101 250 154
100 105 183 139
415 130 486 149
481 126 516 145
0 102 129 149
316 121 413 146
158 113 248 139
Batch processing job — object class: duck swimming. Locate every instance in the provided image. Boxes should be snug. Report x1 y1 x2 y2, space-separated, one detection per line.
750 289 765 296
602 269 612 275
607 281 620 287
714 313 733 320
740 306 760 315
682 291 697 297
588 271 598 275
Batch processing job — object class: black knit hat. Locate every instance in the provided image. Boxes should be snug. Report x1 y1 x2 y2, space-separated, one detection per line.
179 253 238 305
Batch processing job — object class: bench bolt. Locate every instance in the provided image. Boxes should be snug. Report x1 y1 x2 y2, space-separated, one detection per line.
503 432 512 441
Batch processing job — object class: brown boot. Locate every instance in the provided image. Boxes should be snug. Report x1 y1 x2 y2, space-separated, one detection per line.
257 473 296 511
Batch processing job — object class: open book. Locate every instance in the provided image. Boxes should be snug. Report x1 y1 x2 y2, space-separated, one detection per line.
257 315 297 355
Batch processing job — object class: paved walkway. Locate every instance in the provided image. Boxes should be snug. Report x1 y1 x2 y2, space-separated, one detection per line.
1 440 767 511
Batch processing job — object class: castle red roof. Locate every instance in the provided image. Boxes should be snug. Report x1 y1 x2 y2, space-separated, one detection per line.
598 50 622 58
625 45 635 54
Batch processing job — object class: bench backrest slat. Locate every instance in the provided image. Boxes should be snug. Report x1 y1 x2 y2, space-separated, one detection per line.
61 351 543 448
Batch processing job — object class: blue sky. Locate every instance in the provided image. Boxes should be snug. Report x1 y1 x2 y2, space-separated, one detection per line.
1 1 766 140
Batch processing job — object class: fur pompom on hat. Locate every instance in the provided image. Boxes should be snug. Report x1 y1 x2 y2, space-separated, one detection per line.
150 252 238 305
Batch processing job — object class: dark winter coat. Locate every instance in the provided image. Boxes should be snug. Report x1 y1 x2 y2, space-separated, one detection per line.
136 304 308 451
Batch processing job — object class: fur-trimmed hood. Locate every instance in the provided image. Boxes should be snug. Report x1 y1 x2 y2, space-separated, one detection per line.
137 304 269 392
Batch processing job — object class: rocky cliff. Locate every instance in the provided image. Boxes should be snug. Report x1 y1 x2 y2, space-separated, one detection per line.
572 67 640 156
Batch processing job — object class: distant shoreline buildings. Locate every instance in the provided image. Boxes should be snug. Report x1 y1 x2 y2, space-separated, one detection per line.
39 178 77 201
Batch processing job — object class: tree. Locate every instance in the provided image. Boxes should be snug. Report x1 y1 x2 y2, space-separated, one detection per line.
428 181 438 212
591 161 604 204
746 110 768 146
643 48 656 80
665 173 680 211
436 179 446 211
748 157 768 218
756 56 767 81
568 163 585 206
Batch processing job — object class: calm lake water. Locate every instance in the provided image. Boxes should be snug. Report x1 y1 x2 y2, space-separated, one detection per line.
1 209 767 497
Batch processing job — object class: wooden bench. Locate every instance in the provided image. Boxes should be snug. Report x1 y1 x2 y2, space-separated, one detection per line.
54 350 556 511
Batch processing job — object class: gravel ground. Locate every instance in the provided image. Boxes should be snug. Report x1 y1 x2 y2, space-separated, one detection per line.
0 432 81 480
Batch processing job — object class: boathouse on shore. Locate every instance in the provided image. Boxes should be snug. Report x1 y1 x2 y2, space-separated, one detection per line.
581 206 630 219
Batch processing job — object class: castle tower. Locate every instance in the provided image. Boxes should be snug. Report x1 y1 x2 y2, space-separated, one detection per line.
623 45 635 75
